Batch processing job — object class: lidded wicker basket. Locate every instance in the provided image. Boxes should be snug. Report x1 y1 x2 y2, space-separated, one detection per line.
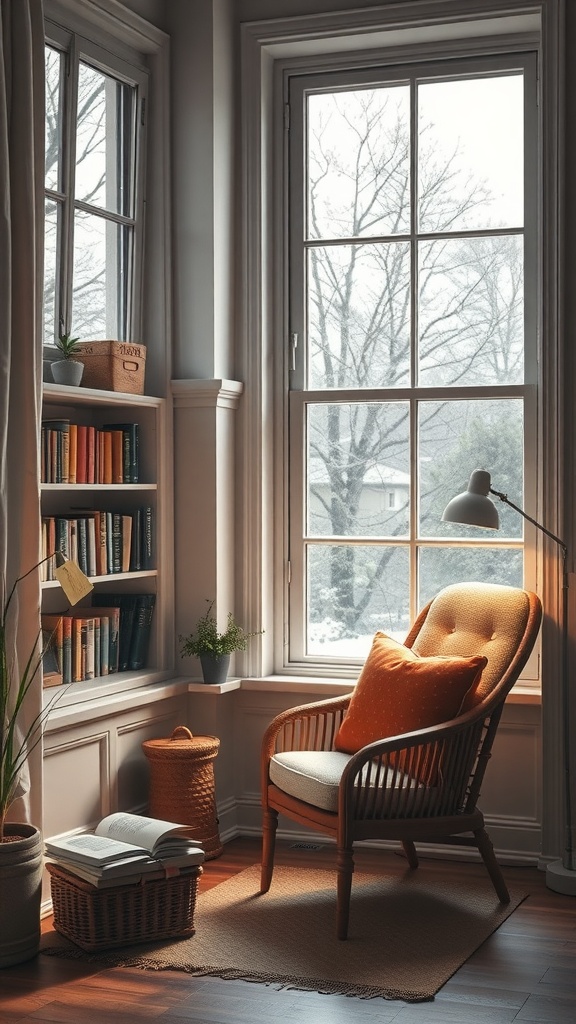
142 726 223 860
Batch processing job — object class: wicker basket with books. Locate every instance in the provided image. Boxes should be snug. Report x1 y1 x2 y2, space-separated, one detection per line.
45 811 205 951
47 862 202 951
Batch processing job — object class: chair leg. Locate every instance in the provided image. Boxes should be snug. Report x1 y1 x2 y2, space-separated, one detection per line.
475 827 510 903
336 846 354 940
401 840 419 869
260 807 278 893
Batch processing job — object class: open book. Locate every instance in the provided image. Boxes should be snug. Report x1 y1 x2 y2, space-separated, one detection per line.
45 812 205 884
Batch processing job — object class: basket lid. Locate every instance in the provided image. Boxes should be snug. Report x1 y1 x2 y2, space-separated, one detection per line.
142 726 220 758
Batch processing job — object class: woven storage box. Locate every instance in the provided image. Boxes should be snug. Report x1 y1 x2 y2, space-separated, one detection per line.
47 862 202 952
142 727 223 860
75 341 146 394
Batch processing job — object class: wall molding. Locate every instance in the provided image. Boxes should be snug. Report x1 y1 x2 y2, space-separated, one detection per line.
171 378 244 410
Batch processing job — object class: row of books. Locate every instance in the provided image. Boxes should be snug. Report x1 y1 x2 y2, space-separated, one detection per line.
40 506 153 579
45 812 204 889
42 593 156 685
41 419 139 484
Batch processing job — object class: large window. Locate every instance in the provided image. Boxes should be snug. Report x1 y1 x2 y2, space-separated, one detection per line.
44 27 148 346
287 56 538 667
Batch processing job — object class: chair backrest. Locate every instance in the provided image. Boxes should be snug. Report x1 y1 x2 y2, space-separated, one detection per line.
404 582 542 710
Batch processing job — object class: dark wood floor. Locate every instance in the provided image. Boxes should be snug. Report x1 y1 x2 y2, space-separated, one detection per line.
2 837 576 1023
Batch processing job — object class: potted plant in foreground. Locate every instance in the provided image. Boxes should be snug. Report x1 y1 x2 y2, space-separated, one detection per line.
0 555 90 967
0 565 51 967
51 330 84 386
180 600 263 684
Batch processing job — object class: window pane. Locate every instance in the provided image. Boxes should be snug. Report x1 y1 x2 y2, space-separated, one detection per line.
419 547 523 610
418 235 524 386
418 74 524 232
307 402 410 537
72 211 131 338
44 200 59 345
45 46 63 192
307 543 410 655
418 399 524 539
308 242 410 389
307 85 410 240
75 62 134 217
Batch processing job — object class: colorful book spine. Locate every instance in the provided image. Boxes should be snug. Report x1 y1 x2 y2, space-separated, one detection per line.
68 423 77 484
142 506 154 569
76 425 88 484
128 594 156 670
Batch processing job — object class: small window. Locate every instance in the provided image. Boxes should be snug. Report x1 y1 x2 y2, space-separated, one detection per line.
44 29 148 345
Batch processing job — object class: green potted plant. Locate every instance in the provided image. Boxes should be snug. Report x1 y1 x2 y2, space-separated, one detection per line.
51 330 84 386
180 600 263 684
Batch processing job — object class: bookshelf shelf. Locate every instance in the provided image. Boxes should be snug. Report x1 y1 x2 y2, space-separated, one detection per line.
41 570 158 589
41 483 158 492
41 383 173 695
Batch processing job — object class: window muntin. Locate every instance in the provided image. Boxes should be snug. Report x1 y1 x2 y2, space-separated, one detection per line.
44 31 147 346
287 56 536 667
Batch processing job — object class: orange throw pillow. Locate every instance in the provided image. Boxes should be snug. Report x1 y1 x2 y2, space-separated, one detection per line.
335 632 487 756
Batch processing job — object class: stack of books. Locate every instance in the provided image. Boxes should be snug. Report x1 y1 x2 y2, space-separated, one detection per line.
45 812 205 888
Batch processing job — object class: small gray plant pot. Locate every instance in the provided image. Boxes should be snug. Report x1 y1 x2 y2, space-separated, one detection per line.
0 824 43 967
199 654 230 684
51 359 84 386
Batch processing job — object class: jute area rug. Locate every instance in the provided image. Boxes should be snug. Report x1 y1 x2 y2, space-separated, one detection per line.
42 864 526 1002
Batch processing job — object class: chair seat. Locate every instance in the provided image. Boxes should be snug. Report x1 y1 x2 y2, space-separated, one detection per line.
270 750 426 814
270 751 350 812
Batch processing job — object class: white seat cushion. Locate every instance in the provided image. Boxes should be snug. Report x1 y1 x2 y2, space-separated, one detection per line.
270 749 436 815
270 750 352 812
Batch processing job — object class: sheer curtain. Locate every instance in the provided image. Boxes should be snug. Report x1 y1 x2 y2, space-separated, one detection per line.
0 0 45 826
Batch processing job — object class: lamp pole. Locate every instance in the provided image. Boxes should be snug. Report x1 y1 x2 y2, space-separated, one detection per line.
489 488 574 883
442 470 574 890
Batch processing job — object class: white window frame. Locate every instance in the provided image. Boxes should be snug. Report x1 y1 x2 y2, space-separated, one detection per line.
238 2 563 694
285 53 539 671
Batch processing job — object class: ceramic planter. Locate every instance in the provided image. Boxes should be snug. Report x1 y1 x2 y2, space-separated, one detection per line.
51 359 84 386
199 653 230 684
0 823 43 968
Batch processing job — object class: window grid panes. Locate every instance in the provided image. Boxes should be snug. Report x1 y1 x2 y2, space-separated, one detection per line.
287 56 536 668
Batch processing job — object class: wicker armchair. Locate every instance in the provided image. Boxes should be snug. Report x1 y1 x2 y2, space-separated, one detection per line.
260 582 542 939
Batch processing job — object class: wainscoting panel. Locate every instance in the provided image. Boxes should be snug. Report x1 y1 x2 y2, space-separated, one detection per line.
43 688 188 842
43 731 110 839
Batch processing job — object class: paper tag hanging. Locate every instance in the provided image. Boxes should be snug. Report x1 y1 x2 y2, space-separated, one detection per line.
54 554 94 604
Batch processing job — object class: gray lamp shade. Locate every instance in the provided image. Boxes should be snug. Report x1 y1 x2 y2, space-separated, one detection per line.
441 470 500 530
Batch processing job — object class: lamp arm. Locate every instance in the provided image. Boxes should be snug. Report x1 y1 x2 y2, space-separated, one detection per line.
489 488 567 561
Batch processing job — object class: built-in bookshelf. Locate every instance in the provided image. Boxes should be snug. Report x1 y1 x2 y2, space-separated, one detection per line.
41 382 173 705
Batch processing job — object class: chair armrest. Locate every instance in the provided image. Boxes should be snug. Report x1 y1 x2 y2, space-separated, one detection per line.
344 703 485 775
338 702 492 820
262 693 352 762
261 694 352 802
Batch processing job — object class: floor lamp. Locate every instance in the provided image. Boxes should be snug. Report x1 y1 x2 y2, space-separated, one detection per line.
441 469 575 895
